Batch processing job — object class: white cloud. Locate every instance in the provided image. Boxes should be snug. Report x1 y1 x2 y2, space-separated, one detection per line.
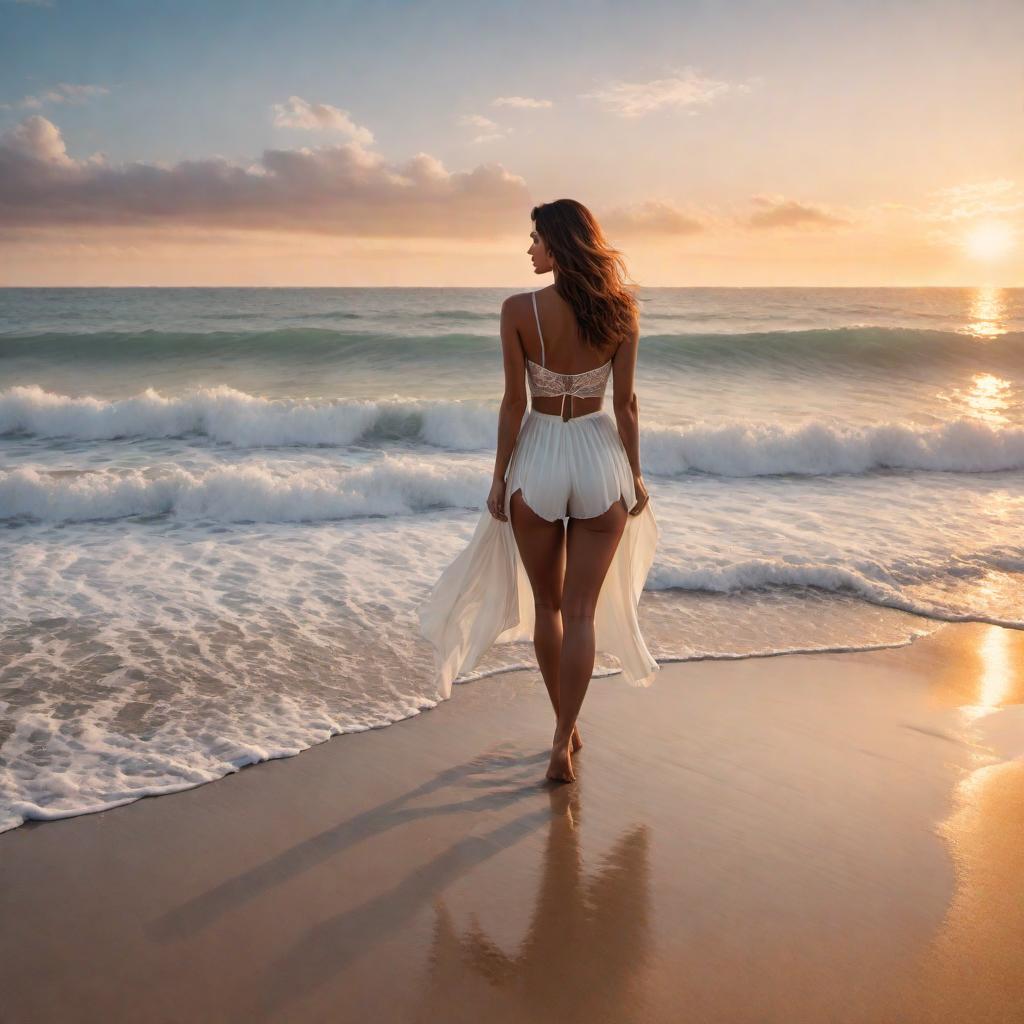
270 96 374 144
456 113 512 144
492 96 553 109
456 114 499 130
580 67 750 118
1 82 109 110
924 180 1024 222
1 114 74 165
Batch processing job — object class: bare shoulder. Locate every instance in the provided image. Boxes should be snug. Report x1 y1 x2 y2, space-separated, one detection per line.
611 317 640 359
501 289 541 312
498 294 528 350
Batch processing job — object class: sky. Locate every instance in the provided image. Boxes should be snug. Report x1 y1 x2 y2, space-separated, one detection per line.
0 0 1022 286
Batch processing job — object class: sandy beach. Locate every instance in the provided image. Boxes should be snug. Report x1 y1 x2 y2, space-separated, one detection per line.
1 620 1021 1023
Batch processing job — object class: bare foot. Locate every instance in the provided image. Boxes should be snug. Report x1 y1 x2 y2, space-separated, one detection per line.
554 724 583 753
546 741 575 783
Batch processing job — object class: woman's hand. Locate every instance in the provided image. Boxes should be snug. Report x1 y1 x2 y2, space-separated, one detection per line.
628 473 650 516
486 477 508 521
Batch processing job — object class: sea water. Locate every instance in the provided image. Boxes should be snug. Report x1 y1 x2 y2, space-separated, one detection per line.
1 286 1022 831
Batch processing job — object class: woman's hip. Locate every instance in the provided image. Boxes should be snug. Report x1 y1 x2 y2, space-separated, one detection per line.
504 409 635 517
512 409 625 459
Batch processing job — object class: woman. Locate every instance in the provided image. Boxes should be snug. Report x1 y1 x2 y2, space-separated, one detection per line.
418 198 659 784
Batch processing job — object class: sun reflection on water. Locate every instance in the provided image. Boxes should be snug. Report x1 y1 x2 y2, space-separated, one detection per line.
964 373 1012 424
940 371 1014 424
963 285 1008 339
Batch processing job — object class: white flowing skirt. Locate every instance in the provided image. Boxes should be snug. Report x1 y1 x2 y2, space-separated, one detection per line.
417 408 660 700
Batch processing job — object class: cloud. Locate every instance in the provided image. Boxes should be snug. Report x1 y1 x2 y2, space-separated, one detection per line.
0 115 531 238
270 96 374 144
745 194 851 229
456 113 512 144
457 114 498 130
1 82 109 110
924 180 1024 222
1 115 76 165
492 96 553 109
601 199 706 237
580 67 750 118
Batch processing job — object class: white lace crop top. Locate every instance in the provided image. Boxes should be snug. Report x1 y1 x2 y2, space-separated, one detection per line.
526 291 612 419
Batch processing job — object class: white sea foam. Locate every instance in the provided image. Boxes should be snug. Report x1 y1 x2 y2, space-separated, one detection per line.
0 457 488 522
648 557 1024 629
0 384 498 450
0 509 964 836
5 385 1024 475
0 689 439 834
642 418 1024 476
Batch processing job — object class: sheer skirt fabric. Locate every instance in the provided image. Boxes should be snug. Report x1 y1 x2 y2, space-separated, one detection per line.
417 407 660 700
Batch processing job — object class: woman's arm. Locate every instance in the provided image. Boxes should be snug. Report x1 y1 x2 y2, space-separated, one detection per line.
611 321 650 514
611 323 642 475
486 297 528 520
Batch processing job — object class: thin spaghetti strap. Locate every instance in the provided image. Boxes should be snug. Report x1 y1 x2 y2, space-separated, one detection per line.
531 291 546 367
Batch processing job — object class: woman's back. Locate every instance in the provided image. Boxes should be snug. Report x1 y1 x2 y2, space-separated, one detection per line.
524 287 617 419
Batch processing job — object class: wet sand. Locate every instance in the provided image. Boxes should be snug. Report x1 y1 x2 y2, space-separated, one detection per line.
1 621 1022 1023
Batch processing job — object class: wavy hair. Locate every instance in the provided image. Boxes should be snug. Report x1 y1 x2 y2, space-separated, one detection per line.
530 198 640 353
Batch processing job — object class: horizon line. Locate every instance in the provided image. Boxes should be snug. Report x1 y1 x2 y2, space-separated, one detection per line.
1 283 1020 290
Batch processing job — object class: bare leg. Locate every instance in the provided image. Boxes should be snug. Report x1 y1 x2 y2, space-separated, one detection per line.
548 498 628 782
508 490 583 753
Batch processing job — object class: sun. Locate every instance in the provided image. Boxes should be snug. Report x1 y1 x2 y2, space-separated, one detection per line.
963 221 1016 261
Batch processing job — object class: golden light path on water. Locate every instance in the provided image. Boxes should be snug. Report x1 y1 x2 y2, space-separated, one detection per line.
963 284 1008 339
958 372 1012 424
939 287 1018 423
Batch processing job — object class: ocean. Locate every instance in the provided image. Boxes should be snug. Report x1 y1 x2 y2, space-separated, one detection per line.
2 285 1023 832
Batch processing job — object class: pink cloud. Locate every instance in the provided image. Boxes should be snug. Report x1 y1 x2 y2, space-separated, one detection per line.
601 199 706 237
0 116 531 238
745 194 851 229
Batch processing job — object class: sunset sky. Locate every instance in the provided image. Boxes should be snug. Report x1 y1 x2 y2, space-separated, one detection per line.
1 0 1022 287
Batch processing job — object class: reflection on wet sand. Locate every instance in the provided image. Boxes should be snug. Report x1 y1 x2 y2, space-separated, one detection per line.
415 784 652 1023
900 622 1024 1021
192 623 1024 1024
923 622 1024 716
908 759 1024 1021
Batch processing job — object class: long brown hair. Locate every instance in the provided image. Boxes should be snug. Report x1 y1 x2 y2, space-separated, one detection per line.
531 198 640 353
